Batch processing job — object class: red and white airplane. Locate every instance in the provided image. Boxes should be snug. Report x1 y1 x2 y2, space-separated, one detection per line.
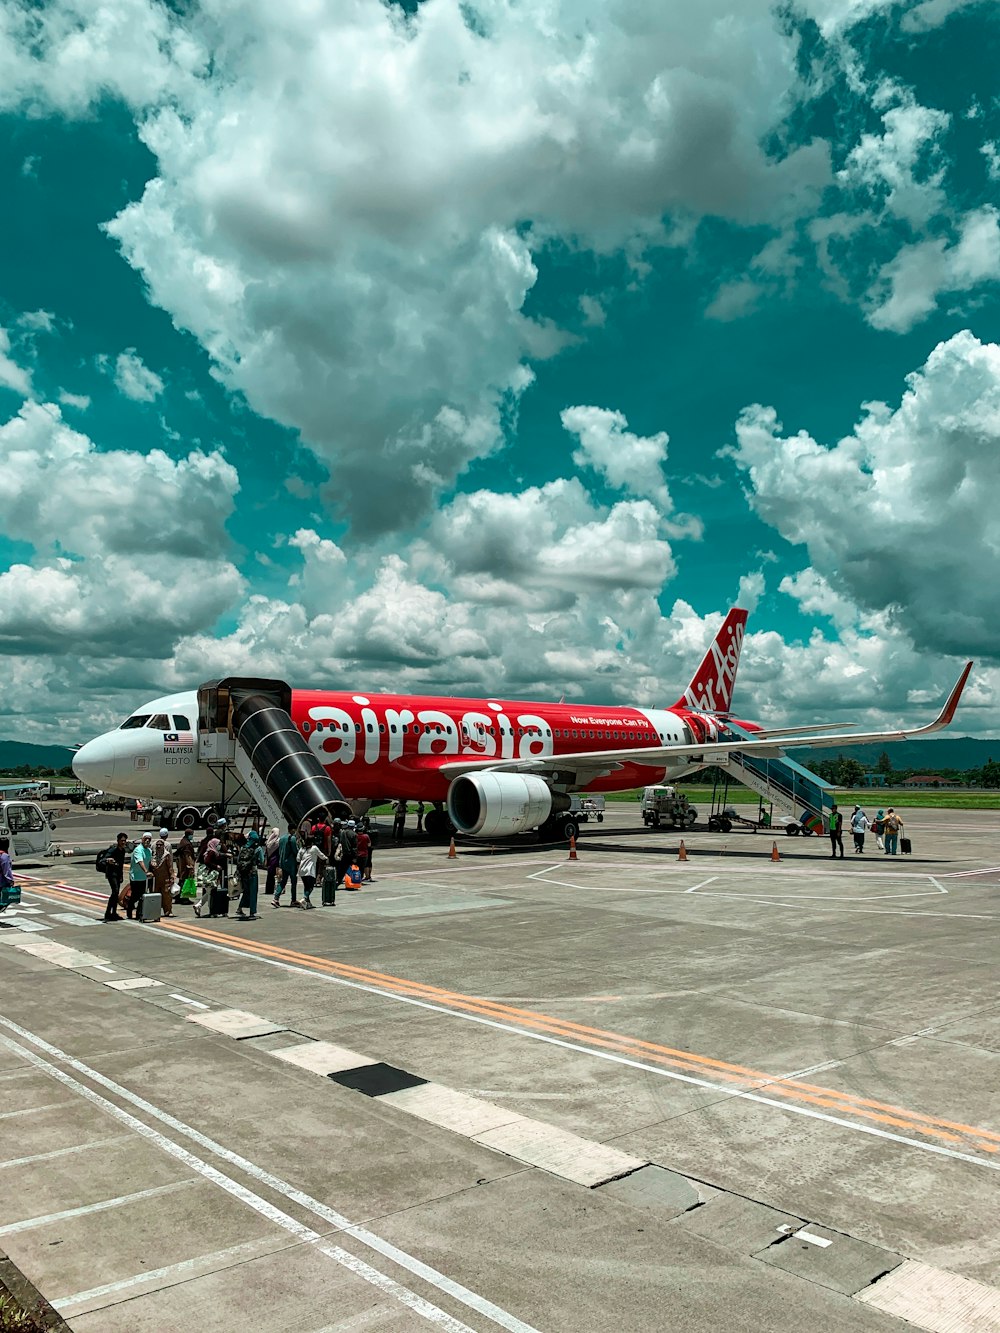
72 609 972 838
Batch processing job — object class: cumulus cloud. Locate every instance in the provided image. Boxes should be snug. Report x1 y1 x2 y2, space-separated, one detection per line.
0 327 32 397
109 348 165 402
1 0 837 538
839 85 950 228
0 399 243 656
730 330 1000 658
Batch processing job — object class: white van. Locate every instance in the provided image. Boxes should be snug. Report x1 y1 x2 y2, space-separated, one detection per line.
0 800 57 858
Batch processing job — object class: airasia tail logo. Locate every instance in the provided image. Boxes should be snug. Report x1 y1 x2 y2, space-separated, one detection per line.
683 617 745 713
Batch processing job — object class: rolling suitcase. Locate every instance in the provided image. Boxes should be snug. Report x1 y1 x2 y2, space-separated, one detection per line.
321 868 337 906
900 836 912 855
209 887 229 917
140 892 161 923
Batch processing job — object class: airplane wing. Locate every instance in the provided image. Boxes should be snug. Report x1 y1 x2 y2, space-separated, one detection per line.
436 662 973 783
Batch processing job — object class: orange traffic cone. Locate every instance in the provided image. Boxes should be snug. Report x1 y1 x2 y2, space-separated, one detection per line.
678 840 688 861
568 835 578 861
771 840 781 862
448 837 457 859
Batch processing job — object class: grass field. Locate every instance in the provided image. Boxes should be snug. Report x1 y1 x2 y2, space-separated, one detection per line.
604 786 1000 810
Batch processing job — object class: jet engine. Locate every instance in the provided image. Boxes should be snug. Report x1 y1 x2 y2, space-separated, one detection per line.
447 772 568 837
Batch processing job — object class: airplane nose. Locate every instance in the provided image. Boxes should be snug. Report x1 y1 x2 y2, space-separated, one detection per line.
73 735 117 788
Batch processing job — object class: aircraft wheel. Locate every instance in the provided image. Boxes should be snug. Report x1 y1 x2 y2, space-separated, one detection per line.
561 818 579 842
423 808 453 840
786 823 800 836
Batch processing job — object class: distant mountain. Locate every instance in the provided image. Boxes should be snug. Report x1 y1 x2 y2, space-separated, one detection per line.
0 739 78 771
797 736 999 772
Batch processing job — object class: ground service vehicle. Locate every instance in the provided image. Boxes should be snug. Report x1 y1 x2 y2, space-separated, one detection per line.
641 785 697 829
0 800 56 858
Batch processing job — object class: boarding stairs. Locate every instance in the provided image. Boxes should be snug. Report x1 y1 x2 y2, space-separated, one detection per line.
717 721 833 833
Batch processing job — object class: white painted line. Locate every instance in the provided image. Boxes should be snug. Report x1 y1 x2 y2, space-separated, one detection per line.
106 978 164 991
91 964 117 973
473 1118 646 1188
54 1240 279 1312
50 912 97 928
375 895 406 902
0 1018 540 1333
0 1136 130 1170
783 1060 843 1080
0 1102 65 1121
856 1259 1000 1331
684 877 718 893
11 921 52 932
3 938 110 968
0 1179 197 1236
794 1229 833 1248
379 1083 525 1138
187 1008 283 1037
144 925 1000 1175
272 1041 375 1076
169 994 210 1009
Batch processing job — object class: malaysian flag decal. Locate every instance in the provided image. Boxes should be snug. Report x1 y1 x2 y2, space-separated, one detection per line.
164 732 194 747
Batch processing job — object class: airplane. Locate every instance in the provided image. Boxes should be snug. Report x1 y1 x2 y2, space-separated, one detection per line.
71 608 974 839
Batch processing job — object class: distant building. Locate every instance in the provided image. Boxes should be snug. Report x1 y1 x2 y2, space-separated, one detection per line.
901 774 962 789
860 772 887 787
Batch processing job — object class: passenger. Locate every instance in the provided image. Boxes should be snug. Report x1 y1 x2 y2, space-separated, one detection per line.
175 830 197 905
337 819 359 886
236 830 264 921
297 836 324 910
827 804 845 859
416 800 425 833
850 806 869 854
264 826 280 895
884 808 904 855
392 799 407 841
98 832 129 922
273 823 299 907
356 823 372 882
311 809 333 859
201 837 227 916
151 831 175 918
126 832 153 920
344 860 363 891
0 836 15 908
871 809 886 852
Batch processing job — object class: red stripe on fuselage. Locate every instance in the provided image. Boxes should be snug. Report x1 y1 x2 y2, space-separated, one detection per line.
290 691 681 800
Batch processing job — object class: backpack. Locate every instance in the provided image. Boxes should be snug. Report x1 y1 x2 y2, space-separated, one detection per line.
236 843 258 875
96 846 117 874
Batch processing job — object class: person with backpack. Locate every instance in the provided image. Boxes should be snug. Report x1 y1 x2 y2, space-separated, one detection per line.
337 820 359 887
827 804 845 859
97 832 129 922
310 810 333 859
883 808 904 855
273 824 300 907
850 806 870 854
236 830 265 920
871 809 886 852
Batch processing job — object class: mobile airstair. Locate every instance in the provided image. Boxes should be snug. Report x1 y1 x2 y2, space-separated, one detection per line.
713 721 833 835
197 678 351 831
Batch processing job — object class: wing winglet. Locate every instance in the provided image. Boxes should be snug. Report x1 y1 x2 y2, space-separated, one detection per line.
925 660 973 733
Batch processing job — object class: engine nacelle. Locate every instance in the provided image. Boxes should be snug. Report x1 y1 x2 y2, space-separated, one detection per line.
448 772 557 837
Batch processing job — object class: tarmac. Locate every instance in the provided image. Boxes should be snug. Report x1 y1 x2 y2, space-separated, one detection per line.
1 804 998 1332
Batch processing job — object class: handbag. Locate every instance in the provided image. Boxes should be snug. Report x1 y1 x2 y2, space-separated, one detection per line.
180 876 197 899
118 884 133 906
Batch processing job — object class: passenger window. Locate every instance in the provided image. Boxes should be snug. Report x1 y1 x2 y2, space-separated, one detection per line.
120 715 151 730
172 715 191 730
355 723 361 732
303 722 312 733
316 723 325 732
147 714 169 730
366 724 373 732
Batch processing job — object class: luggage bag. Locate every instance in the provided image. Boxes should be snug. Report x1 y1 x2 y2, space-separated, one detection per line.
900 836 912 855
321 869 337 906
209 887 229 917
140 892 161 923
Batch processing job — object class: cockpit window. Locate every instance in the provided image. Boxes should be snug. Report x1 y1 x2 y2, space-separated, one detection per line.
120 715 151 730
172 715 191 730
147 714 170 730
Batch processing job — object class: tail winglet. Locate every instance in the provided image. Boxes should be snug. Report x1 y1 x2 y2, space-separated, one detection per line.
676 608 748 714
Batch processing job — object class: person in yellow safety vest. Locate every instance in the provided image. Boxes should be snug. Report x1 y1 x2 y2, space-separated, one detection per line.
344 861 363 890
827 803 845 859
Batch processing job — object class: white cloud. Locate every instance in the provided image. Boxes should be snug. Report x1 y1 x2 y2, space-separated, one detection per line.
1 0 837 537
730 330 1000 658
900 0 987 32
561 404 694 526
839 85 950 227
866 206 1000 331
110 347 164 402
18 310 55 333
57 390 90 410
705 278 765 322
0 328 32 397
981 141 1000 181
0 398 243 656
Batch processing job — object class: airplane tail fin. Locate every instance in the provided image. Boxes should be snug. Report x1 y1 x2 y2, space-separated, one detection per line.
675 608 748 714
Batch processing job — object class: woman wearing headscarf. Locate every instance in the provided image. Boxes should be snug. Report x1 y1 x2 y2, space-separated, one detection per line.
264 826 281 897
198 836 228 917
236 830 265 921
125 832 153 920
151 831 175 917
871 809 886 852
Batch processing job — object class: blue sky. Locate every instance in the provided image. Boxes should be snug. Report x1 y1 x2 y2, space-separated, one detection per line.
1 0 998 742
